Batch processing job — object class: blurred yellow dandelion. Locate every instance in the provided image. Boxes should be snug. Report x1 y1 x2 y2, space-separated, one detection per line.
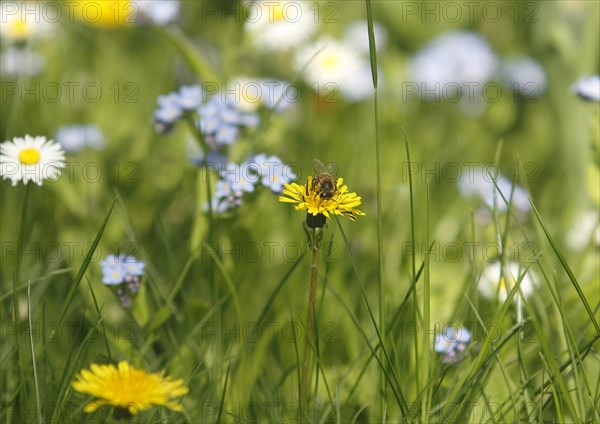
71 361 188 416
73 0 132 27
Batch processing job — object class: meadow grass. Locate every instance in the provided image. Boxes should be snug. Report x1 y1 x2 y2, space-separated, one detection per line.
1 1 599 423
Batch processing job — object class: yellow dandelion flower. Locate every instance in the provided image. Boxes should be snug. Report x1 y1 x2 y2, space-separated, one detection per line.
279 175 365 221
71 361 189 416
73 0 133 27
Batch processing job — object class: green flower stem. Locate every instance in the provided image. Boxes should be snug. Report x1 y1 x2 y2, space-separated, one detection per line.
300 222 325 418
154 26 220 83
11 182 30 422
300 240 318 417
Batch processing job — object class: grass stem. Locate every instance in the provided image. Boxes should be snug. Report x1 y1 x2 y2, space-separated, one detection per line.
300 239 320 420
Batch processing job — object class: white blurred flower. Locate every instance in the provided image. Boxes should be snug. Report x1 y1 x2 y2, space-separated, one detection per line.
244 0 318 51
0 46 44 76
344 20 388 54
0 135 65 186
408 31 499 99
55 124 105 153
295 37 373 101
260 79 297 112
248 153 296 193
571 75 600 102
478 261 537 303
227 77 264 113
132 0 179 25
0 1 54 43
498 57 547 96
566 210 600 250
228 77 297 113
458 168 530 214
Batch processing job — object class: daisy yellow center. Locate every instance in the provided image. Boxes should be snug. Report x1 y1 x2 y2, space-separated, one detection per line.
272 5 286 21
322 54 339 69
10 20 30 38
18 148 41 165
241 89 262 106
498 276 513 293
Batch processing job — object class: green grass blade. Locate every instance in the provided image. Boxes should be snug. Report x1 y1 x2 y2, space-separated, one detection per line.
365 0 378 89
421 181 431 424
216 363 231 424
402 128 422 401
154 26 219 82
529 201 600 334
51 198 116 338
205 246 243 332
364 2 384 418
255 251 307 326
333 218 408 414
290 311 304 421
86 279 112 361
27 281 42 424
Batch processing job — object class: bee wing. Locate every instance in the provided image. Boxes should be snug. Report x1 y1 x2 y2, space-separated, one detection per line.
312 159 326 176
325 162 338 179
312 159 339 178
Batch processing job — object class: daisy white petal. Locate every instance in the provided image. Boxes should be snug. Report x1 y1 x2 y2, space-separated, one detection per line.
0 135 65 186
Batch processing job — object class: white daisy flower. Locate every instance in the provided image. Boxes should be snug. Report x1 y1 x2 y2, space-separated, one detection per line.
409 30 499 87
0 46 45 77
498 57 547 96
457 168 530 214
227 77 296 113
566 209 600 250
408 31 499 100
571 75 600 102
0 1 54 43
55 124 105 153
227 76 265 113
344 20 388 54
478 261 537 303
132 0 180 25
295 37 374 102
244 0 318 51
0 135 66 186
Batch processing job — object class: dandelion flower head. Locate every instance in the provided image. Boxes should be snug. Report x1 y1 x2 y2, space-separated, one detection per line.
71 361 189 416
279 175 365 221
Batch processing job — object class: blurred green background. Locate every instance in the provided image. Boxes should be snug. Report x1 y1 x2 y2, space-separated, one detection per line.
1 1 599 422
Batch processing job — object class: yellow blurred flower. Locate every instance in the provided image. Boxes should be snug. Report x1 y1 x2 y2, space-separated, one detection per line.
73 0 133 27
71 361 189 416
0 1 54 42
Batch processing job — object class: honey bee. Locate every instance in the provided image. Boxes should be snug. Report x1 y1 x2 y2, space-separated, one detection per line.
311 159 338 199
